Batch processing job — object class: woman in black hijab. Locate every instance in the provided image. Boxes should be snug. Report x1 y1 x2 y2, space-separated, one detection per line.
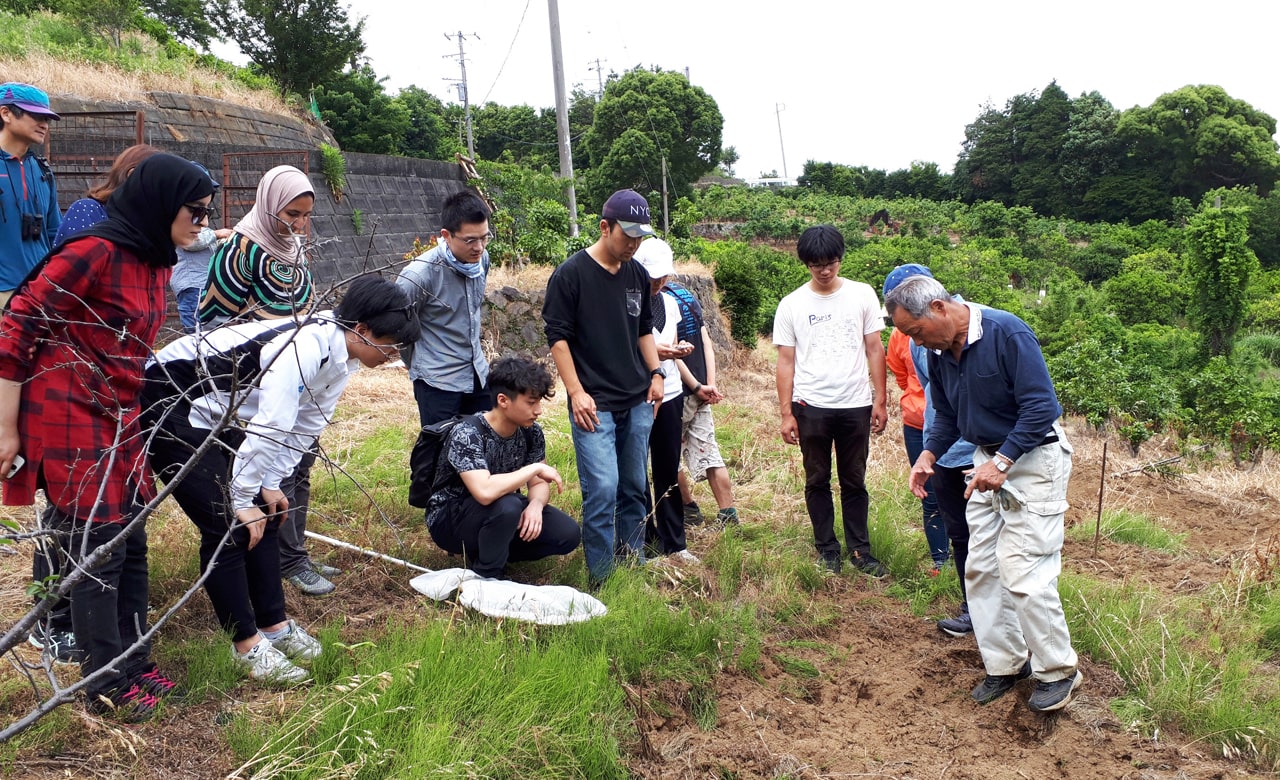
0 153 214 723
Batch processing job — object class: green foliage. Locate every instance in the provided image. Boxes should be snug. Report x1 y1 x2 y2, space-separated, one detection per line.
317 144 346 201
221 0 365 97
315 66 409 155
706 241 764 345
61 0 138 47
583 67 723 207
1186 203 1260 357
515 198 571 266
350 208 362 235
140 0 217 49
1102 252 1186 326
475 161 577 266
1183 355 1280 451
395 85 462 161
1066 509 1187 551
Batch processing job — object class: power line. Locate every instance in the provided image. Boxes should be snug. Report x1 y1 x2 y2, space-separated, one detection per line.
443 31 479 158
480 0 533 106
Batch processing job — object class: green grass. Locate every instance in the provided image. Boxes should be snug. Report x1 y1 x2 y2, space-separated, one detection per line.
1067 508 1187 551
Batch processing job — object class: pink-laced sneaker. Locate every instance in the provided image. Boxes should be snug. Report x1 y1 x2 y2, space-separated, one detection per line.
87 683 160 723
135 664 188 702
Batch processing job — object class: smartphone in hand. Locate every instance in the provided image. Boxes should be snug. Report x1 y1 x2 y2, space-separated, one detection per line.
6 454 24 480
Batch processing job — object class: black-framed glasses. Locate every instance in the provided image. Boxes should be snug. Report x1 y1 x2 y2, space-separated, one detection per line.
183 203 218 225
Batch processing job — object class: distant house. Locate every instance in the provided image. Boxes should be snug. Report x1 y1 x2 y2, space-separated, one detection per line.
745 177 796 189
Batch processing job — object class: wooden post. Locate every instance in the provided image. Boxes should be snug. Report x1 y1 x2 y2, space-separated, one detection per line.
1093 441 1107 558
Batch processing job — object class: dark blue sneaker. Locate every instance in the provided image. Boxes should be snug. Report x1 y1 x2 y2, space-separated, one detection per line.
1028 670 1083 712
938 604 974 637
28 625 85 665
971 660 1032 704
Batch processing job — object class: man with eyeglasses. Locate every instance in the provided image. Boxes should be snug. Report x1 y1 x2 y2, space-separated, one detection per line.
0 82 61 308
397 190 494 428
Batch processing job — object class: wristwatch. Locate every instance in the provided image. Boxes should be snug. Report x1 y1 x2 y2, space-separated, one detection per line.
994 455 1012 473
649 367 666 379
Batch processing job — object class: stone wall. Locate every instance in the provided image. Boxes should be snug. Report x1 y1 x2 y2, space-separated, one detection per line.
45 92 470 287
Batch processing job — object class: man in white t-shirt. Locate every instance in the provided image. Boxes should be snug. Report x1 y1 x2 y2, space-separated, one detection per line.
774 225 888 576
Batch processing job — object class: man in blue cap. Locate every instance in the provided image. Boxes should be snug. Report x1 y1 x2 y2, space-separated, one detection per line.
0 82 61 306
543 189 664 584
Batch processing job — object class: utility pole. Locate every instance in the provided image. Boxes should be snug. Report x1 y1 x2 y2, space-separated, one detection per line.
775 103 789 181
588 58 607 99
661 156 670 234
444 31 478 159
547 0 579 236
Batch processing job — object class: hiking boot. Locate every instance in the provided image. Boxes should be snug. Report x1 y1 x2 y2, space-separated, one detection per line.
268 619 322 662
971 660 1032 704
312 562 342 577
670 549 701 564
86 683 160 723
1028 670 1083 712
28 625 85 665
683 501 704 526
232 638 310 685
285 566 335 596
938 604 974 637
715 507 740 527
134 664 188 703
851 552 888 579
818 555 842 574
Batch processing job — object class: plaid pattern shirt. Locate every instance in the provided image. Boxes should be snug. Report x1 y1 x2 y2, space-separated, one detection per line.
0 237 169 523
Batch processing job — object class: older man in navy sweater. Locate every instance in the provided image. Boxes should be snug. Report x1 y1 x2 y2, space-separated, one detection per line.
885 275 1081 714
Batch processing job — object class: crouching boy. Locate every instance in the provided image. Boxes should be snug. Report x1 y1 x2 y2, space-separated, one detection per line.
426 356 581 578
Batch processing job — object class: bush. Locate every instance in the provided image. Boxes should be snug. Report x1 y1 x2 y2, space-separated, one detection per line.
709 244 763 345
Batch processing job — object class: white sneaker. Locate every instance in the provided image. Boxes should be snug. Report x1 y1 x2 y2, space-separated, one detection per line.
269 619 322 662
233 637 310 685
671 549 701 564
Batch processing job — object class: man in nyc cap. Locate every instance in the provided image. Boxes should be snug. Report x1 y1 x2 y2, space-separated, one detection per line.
543 189 664 583
600 189 656 238
0 82 62 305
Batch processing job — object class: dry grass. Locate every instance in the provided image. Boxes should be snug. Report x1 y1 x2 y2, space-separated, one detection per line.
4 48 293 116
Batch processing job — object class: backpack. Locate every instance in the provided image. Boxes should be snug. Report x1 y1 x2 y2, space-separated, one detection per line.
407 415 467 509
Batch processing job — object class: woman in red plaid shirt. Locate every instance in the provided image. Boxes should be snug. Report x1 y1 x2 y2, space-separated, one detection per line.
0 153 215 723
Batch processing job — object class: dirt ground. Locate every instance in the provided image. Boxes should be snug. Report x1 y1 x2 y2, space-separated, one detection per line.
3 365 1278 779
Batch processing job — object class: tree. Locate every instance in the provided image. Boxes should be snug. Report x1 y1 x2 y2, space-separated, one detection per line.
314 66 408 154
396 86 462 161
1185 202 1259 357
1011 81 1071 216
470 102 557 168
141 0 219 49
582 66 723 207
1059 91 1122 214
61 0 139 48
1116 85 1280 203
220 0 365 97
719 145 739 176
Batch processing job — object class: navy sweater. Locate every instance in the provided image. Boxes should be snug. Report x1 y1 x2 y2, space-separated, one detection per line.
923 306 1061 463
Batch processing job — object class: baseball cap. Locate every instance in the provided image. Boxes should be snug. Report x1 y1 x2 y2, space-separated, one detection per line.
0 83 60 120
601 189 655 237
189 160 221 189
634 237 674 278
882 263 933 299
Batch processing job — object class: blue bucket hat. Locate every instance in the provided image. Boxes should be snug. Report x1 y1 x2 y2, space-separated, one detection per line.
882 263 933 299
0 83 60 120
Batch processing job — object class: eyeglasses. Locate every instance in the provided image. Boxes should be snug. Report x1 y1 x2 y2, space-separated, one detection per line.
360 332 404 358
183 203 218 225
449 231 495 247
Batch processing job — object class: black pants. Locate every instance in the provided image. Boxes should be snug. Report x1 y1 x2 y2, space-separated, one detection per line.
645 397 687 554
429 493 581 578
794 403 872 560
277 447 318 577
48 506 151 699
148 408 287 644
32 504 73 634
413 375 492 428
932 462 973 602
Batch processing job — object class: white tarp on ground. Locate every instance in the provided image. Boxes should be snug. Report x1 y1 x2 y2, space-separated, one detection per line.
409 568 607 625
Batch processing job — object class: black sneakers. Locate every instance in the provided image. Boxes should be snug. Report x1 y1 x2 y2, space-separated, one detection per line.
851 552 888 578
937 604 974 637
86 683 160 723
683 502 705 526
1028 670 1083 712
971 660 1032 704
818 554 843 574
27 624 85 665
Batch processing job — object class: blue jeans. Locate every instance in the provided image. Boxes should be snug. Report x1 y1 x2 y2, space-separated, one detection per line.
903 424 949 567
176 287 200 334
571 401 654 582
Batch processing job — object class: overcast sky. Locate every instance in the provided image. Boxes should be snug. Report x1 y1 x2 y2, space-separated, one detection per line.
312 0 1277 180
